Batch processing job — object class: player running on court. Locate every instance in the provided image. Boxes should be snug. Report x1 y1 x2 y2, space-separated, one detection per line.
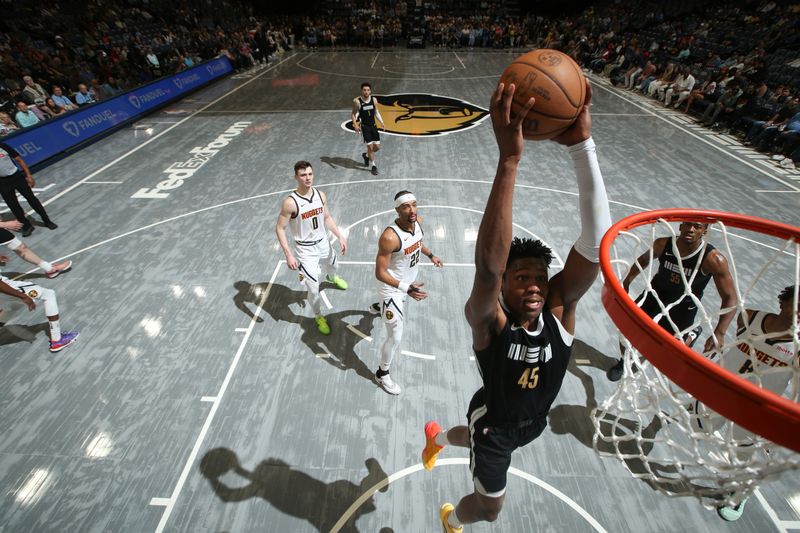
352 82 385 176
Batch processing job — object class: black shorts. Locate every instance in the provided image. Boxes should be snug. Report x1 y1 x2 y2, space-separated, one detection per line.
637 291 698 333
466 389 546 496
361 123 380 144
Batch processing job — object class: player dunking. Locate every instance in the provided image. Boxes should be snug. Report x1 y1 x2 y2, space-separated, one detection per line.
352 82 385 176
607 221 737 382
421 81 611 531
275 161 348 335
370 191 443 395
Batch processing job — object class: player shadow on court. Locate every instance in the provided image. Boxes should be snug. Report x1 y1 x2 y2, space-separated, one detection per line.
199 447 393 533
320 156 373 172
548 339 676 481
233 281 377 382
0 322 50 348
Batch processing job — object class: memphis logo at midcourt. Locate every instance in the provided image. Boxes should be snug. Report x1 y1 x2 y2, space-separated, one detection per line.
342 93 488 137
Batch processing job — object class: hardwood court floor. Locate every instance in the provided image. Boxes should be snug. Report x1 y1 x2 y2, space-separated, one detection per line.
0 49 797 532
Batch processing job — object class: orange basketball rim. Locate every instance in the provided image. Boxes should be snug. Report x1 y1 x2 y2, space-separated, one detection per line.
600 208 800 453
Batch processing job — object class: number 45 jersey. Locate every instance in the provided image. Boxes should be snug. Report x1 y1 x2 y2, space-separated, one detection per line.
475 306 574 425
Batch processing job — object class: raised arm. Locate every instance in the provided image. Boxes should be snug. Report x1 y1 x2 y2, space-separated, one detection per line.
320 191 347 254
547 81 612 334
275 197 299 270
465 82 534 347
703 250 738 352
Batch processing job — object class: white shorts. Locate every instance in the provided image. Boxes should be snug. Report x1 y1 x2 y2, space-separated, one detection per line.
377 285 407 325
295 239 336 285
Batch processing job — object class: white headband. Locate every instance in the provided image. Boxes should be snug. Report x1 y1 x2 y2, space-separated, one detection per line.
394 193 416 208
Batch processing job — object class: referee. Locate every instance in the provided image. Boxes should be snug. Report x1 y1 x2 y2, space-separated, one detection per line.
0 142 58 237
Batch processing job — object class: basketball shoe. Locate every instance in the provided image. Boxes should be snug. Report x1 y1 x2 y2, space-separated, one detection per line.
375 369 401 395
717 498 748 521
50 331 79 352
325 274 348 290
362 152 369 166
45 260 73 279
315 316 330 335
422 421 444 470
439 503 463 532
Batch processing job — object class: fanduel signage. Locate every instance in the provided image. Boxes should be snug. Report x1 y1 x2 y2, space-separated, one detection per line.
2 57 233 166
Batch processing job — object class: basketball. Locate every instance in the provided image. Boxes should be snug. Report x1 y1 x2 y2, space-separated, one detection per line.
499 49 587 141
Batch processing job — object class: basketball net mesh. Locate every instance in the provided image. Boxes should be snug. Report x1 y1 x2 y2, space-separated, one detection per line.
592 217 800 508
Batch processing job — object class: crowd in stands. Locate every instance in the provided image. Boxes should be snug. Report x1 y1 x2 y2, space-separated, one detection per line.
541 0 800 167
2 0 799 168
0 0 294 136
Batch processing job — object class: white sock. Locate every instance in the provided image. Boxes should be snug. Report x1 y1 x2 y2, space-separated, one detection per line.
434 431 449 447
49 320 61 341
38 261 53 272
448 509 462 528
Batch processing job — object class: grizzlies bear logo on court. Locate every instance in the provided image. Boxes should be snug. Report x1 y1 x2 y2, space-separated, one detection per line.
342 93 489 137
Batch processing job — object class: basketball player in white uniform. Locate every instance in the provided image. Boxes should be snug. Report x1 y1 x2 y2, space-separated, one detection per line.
351 82 385 176
700 285 799 521
275 161 348 335
0 221 77 352
371 191 443 394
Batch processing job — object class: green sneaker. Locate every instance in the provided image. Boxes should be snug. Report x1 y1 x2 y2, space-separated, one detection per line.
326 274 348 290
315 316 330 335
717 497 747 521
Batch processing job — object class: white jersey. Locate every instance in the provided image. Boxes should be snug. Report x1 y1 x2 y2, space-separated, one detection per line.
723 310 797 395
288 187 326 246
386 221 424 286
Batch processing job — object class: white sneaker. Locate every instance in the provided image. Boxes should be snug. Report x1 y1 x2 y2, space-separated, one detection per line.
771 154 786 161
375 371 401 395
780 158 795 169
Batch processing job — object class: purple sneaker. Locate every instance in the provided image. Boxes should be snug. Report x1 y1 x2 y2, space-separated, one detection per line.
50 331 79 352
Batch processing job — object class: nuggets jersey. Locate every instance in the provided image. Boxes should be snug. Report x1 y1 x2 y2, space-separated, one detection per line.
386 221 423 285
651 238 714 304
288 188 325 245
475 307 573 425
723 310 796 394
357 96 378 127
692 310 797 439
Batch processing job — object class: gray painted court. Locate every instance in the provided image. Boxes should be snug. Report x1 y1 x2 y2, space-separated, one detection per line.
0 49 798 532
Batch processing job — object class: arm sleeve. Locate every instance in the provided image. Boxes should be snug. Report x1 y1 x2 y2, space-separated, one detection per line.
567 137 612 263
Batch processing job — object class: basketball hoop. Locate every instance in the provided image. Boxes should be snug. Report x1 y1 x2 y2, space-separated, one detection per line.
593 208 800 506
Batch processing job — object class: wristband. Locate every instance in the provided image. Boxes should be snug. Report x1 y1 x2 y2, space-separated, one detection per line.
427 251 434 259
398 281 410 293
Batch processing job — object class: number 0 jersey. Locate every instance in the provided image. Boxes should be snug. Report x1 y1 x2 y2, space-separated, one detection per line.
385 221 424 286
289 187 326 246
475 306 573 425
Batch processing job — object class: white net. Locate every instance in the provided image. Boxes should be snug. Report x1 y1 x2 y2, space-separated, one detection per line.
592 215 800 508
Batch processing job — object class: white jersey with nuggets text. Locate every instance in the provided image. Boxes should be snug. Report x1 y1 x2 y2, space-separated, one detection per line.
381 220 424 293
721 310 797 394
289 187 326 246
